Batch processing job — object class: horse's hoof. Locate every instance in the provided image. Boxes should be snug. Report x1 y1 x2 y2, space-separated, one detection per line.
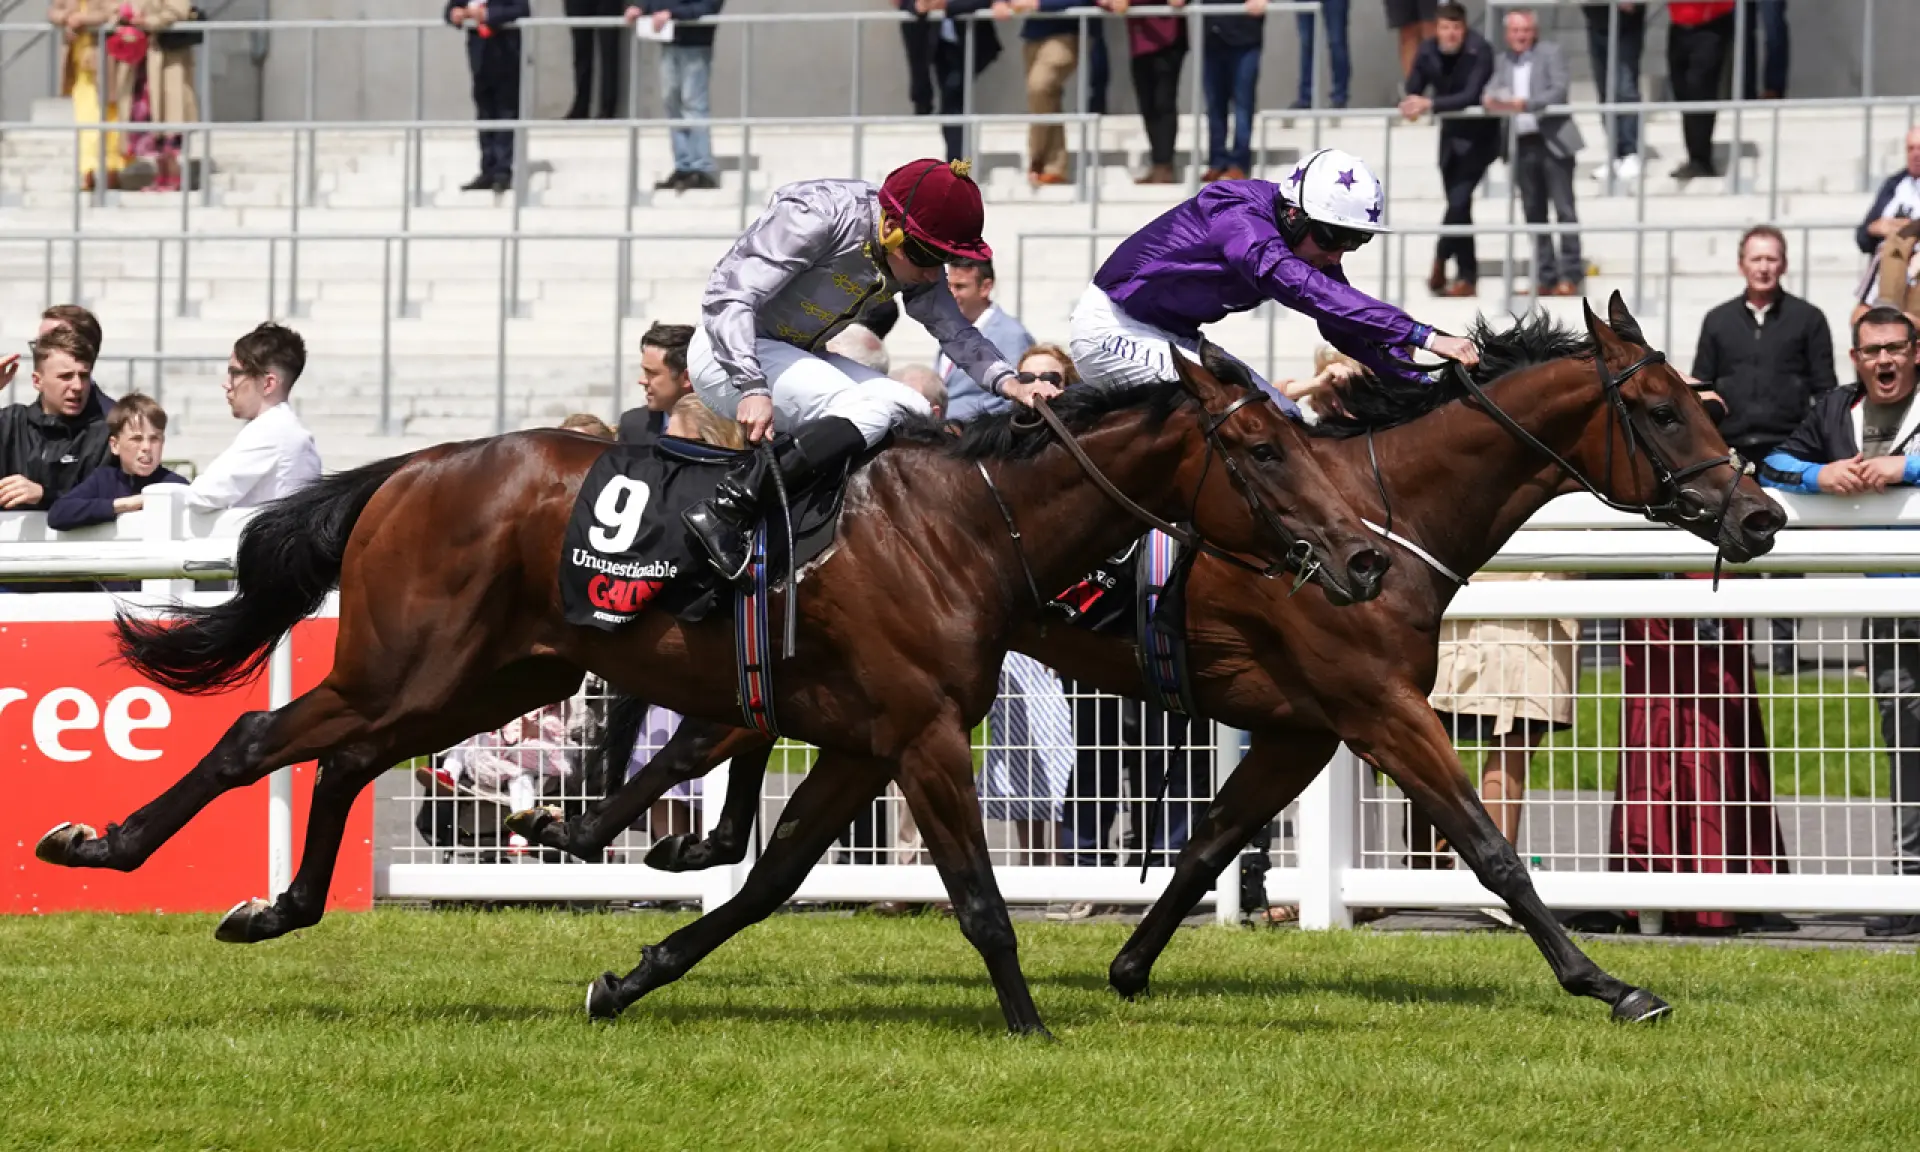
1013 1023 1058 1043
504 805 561 844
1108 956 1151 1001
586 972 625 1021
214 898 272 945
1612 987 1673 1025
644 835 699 873
34 822 97 867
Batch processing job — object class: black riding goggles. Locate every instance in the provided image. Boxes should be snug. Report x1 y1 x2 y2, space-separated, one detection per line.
900 235 952 269
1308 220 1374 253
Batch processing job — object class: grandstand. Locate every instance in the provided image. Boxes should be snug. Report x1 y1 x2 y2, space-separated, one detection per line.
0 3 1911 474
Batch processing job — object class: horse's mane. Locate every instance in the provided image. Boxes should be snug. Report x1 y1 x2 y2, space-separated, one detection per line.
893 378 1189 460
1308 310 1595 439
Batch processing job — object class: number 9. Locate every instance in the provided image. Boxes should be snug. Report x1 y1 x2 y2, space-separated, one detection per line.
588 476 651 553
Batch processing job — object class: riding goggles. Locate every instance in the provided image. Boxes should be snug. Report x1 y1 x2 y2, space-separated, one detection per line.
1308 220 1374 253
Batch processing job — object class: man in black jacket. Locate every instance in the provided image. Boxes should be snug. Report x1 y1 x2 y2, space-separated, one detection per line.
1697 225 1836 677
1400 4 1498 296
447 0 531 193
0 325 112 512
616 322 696 446
1693 225 1837 463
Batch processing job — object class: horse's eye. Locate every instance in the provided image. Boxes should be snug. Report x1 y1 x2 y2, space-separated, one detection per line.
1250 443 1282 463
1650 405 1680 427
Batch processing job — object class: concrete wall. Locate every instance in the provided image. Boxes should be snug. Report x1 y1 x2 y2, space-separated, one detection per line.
3 2 1916 126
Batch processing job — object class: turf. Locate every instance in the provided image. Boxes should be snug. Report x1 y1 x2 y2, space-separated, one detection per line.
2 911 1917 1151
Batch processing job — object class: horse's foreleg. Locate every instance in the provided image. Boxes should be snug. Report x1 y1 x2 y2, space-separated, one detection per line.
644 732 774 872
587 748 891 1021
509 718 763 864
897 722 1050 1038
1109 727 1339 1000
36 687 368 873
1356 695 1671 1024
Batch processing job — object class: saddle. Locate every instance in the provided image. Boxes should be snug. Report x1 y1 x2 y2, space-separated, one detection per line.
558 435 864 737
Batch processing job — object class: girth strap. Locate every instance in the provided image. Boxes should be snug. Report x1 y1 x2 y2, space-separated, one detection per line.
735 525 780 738
1134 530 1199 717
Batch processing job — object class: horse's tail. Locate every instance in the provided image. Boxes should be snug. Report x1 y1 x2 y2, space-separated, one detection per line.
114 453 417 695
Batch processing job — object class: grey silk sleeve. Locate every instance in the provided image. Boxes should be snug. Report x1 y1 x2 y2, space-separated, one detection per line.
701 188 840 396
904 279 1016 397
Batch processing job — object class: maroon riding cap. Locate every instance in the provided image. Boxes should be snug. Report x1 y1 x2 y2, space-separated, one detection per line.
878 158 992 262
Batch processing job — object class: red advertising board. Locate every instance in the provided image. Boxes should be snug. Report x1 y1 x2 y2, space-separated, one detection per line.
0 612 370 914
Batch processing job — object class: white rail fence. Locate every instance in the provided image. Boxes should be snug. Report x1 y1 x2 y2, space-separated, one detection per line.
7 488 1920 924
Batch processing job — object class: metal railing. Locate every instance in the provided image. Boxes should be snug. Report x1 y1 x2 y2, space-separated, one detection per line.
9 490 1920 920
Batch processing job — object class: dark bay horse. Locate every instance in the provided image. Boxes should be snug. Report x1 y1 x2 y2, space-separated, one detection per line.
37 346 1390 1036
528 296 1785 1025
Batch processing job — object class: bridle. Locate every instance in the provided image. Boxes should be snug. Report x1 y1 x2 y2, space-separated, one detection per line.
1447 345 1756 584
976 388 1328 613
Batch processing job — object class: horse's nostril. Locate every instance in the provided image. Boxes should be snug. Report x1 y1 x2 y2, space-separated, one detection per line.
1744 507 1787 539
1349 548 1388 577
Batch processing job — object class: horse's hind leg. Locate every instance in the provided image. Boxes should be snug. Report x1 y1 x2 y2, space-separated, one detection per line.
1355 695 1671 1024
1110 727 1339 1000
216 659 588 944
588 748 891 1020
37 685 370 873
895 722 1049 1037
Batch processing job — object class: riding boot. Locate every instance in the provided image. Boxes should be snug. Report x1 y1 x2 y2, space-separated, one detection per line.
682 416 868 582
682 451 769 582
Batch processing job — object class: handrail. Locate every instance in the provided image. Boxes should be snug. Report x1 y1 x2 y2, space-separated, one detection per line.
0 5 1325 35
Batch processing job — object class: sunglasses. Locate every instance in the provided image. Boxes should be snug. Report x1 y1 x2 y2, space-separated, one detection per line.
900 236 948 269
1308 221 1373 253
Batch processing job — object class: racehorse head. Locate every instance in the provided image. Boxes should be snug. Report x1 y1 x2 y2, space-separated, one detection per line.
1169 340 1390 605
1584 292 1786 563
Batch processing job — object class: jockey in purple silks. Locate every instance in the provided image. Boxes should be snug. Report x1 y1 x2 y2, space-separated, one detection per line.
1070 147 1481 414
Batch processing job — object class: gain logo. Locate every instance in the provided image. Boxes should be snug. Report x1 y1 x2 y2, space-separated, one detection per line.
587 574 664 616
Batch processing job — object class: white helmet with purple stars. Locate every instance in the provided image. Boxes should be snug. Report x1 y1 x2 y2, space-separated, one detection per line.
1280 147 1390 234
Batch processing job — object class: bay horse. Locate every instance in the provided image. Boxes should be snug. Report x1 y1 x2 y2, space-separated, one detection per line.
36 346 1391 1037
527 296 1785 1025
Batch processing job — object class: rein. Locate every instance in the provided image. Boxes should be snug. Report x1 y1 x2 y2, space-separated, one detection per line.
1031 394 1319 588
1447 350 1754 587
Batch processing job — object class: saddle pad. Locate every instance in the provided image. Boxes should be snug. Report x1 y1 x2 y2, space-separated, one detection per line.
1045 537 1141 635
559 437 851 631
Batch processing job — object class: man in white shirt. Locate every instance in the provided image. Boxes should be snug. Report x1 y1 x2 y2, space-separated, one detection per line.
185 323 322 512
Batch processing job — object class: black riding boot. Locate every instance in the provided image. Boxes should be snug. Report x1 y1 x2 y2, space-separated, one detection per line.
682 416 867 582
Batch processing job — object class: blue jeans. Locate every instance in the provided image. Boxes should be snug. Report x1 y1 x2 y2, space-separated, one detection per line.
1742 0 1790 98
1294 0 1349 107
661 43 714 175
1204 42 1261 173
1581 5 1643 159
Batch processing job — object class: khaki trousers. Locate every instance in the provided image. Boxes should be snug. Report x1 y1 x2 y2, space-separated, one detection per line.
1024 35 1079 179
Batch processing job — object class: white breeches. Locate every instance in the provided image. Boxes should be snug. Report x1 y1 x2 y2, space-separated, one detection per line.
688 326 934 447
1066 283 1290 413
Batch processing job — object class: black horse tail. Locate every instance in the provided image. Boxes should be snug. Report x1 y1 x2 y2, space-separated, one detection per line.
587 692 649 794
114 453 417 695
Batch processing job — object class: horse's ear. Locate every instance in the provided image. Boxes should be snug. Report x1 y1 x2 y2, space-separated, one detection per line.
1584 297 1630 362
1606 290 1649 346
1171 341 1227 405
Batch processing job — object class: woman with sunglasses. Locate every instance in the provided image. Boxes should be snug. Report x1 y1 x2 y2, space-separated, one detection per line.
681 158 1062 581
1069 147 1480 411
